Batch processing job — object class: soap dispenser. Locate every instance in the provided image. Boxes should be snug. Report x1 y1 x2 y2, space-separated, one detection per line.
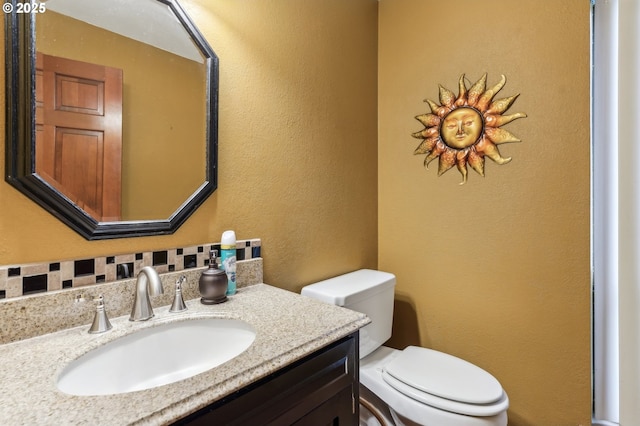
199 250 228 304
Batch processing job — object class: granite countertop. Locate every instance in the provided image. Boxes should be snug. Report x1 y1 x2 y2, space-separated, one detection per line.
0 284 369 425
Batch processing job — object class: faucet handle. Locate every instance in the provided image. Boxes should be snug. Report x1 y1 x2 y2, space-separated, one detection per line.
170 275 188 313
88 295 113 334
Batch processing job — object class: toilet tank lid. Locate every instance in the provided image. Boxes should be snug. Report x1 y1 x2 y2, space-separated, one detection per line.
301 269 396 306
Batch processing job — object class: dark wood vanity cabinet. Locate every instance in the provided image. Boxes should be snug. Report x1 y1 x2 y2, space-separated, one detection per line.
175 332 359 426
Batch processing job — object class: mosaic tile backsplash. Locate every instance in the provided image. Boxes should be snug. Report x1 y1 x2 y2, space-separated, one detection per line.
0 239 261 299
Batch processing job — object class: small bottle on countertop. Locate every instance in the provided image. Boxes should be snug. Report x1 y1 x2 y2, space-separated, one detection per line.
221 230 237 295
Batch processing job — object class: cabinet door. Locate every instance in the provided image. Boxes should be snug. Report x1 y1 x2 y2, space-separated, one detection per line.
176 333 359 425
290 387 355 426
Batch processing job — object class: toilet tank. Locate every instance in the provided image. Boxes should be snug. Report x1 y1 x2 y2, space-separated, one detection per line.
301 269 395 358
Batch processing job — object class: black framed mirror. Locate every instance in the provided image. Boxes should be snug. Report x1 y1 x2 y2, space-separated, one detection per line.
4 0 218 240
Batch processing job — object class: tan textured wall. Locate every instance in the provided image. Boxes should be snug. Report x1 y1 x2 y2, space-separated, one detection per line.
378 1 591 425
0 0 379 289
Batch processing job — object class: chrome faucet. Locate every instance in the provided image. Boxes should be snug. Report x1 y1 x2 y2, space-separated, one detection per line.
130 266 163 321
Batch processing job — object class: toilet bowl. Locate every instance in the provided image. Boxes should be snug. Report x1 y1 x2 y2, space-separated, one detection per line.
301 269 509 426
361 346 508 426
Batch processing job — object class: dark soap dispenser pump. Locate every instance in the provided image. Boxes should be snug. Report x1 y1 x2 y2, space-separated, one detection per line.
199 250 228 304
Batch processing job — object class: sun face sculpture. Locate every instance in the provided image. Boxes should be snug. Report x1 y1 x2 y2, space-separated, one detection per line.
412 74 527 185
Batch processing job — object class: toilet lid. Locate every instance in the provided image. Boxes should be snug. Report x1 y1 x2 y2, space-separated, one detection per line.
382 370 508 417
383 346 507 416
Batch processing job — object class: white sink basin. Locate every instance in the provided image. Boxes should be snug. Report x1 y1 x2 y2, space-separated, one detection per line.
56 317 256 396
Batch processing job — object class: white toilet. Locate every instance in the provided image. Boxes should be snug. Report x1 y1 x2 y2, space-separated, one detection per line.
301 269 509 426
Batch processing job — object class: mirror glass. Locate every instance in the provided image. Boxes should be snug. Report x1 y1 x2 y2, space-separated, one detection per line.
4 0 218 239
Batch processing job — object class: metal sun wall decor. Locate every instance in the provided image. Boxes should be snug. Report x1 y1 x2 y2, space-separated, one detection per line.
411 73 527 185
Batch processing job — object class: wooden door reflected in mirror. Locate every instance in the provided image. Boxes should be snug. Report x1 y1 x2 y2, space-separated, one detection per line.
36 53 123 221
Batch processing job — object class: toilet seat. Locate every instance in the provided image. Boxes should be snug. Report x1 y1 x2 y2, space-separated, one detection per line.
382 346 509 417
360 346 508 426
